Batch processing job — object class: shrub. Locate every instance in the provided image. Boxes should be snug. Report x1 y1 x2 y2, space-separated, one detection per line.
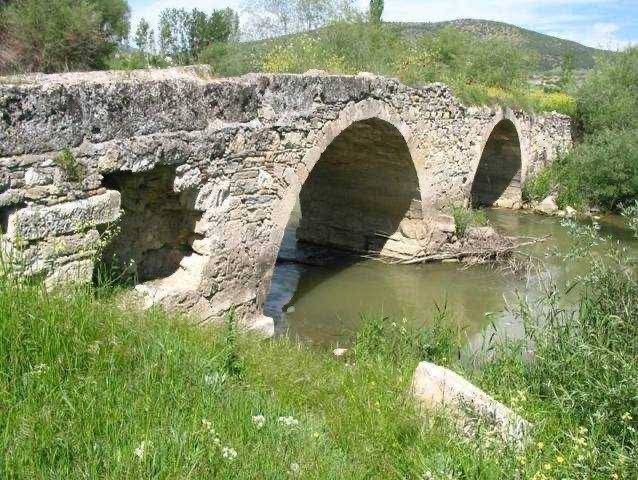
522 166 554 203
528 90 577 116
577 47 638 134
54 148 85 181
450 205 488 237
0 0 129 74
551 129 638 210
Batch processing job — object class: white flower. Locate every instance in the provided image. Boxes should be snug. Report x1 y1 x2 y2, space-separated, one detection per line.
221 446 237 460
29 364 48 376
202 418 215 433
204 371 227 388
252 414 266 429
289 462 301 476
134 441 147 460
277 416 300 428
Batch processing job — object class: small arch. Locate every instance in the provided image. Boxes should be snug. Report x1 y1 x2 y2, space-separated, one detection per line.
471 118 523 207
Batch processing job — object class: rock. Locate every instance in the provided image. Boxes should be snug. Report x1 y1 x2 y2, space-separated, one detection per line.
333 348 348 357
247 314 275 338
565 206 577 217
534 195 559 215
411 361 530 445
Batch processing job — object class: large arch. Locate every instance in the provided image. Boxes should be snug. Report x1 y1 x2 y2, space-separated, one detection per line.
471 114 526 207
257 101 426 310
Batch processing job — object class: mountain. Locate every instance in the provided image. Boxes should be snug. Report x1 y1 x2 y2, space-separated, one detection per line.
390 19 614 71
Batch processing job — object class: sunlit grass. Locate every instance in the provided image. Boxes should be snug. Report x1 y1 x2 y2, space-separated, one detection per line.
1 248 636 478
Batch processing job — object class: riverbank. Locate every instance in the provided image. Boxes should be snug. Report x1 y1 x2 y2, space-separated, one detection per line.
1 245 636 478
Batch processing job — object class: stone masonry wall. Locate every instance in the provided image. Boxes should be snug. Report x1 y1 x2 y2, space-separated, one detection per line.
0 66 573 329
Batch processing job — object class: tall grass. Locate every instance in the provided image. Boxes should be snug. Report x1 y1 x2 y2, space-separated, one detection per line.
1 245 636 477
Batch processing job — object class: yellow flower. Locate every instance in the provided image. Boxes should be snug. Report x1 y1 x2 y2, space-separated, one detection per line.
536 441 545 450
621 412 633 422
543 463 552 471
556 455 565 464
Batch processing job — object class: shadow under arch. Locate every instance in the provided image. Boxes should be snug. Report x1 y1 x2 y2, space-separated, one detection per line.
471 118 523 207
260 110 424 317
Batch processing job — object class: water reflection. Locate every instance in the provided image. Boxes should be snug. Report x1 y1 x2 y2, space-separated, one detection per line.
265 207 637 347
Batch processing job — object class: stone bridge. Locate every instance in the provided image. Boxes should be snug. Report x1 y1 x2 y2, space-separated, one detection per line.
0 66 572 332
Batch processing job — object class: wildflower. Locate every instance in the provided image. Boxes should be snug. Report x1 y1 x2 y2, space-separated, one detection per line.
578 426 588 435
556 455 565 464
277 416 300 428
289 462 301 476
134 441 147 460
202 418 215 433
252 414 266 429
29 364 48 376
204 372 226 386
621 412 633 422
536 441 545 450
543 463 552 471
221 446 237 460
313 432 321 439
213 437 221 446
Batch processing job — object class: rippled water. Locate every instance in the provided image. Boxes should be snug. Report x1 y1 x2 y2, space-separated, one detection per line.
265 207 637 347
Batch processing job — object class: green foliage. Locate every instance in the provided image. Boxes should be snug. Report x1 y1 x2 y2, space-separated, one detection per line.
522 167 554 203
621 200 638 237
220 310 246 378
475 251 638 478
133 18 152 53
529 47 638 213
1 244 636 477
0 0 129 74
550 129 638 211
353 305 461 366
158 7 239 64
54 147 85 181
577 47 638 134
450 204 488 237
368 0 383 24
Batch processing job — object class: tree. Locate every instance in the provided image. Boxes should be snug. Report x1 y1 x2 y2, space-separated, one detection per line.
369 0 383 24
0 0 130 74
242 0 356 39
559 52 575 89
134 18 151 53
158 7 240 63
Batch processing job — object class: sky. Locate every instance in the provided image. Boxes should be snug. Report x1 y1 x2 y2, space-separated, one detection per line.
128 0 638 50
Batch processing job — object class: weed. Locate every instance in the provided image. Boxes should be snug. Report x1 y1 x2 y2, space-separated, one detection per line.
54 148 86 182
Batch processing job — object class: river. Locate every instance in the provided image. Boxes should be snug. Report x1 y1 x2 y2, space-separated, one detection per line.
265 207 637 348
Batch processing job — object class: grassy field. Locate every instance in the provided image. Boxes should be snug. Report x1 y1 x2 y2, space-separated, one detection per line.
1 242 636 478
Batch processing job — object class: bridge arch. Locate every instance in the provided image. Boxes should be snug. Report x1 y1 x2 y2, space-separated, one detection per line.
470 110 529 207
257 100 426 308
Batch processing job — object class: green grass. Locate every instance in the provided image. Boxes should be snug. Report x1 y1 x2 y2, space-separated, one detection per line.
1 246 636 478
450 205 489 237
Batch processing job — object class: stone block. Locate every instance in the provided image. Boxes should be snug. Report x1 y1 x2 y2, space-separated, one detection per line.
5 190 121 241
412 361 530 444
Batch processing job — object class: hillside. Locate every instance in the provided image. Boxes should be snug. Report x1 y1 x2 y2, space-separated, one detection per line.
391 19 613 71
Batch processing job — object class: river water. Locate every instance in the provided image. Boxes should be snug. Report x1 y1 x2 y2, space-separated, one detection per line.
265 208 637 348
